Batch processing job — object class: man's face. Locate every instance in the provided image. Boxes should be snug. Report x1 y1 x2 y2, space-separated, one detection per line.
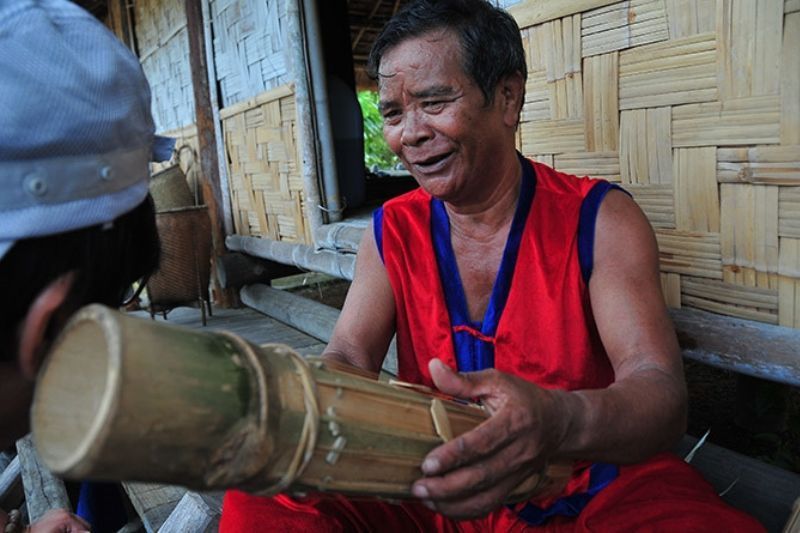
378 30 516 203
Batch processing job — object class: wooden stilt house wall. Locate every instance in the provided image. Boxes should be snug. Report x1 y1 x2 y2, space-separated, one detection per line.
507 0 800 330
134 0 309 244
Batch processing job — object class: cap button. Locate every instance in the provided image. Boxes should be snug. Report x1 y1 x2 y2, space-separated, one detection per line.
100 165 114 180
24 174 48 197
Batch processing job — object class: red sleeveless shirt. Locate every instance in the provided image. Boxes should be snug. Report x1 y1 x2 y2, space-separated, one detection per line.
376 157 615 392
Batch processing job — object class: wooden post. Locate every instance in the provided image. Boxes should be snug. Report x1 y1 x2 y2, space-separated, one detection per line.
184 0 236 307
15 435 71 522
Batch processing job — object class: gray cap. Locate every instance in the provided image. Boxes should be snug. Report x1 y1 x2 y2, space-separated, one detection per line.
0 0 174 261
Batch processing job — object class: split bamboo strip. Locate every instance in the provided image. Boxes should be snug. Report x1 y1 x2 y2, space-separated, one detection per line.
625 184 675 228
717 0 783 100
554 151 620 181
541 16 581 82
520 118 585 154
664 0 715 38
549 74 584 120
581 0 669 57
656 229 722 280
752 0 783 97
507 0 617 30
674 147 718 232
779 187 800 238
661 272 681 308
779 238 800 278
672 96 781 147
720 184 780 274
582 53 618 151
721 266 779 290
778 238 800 327
716 146 800 185
782 13 800 144
618 33 717 109
682 277 779 324
619 107 671 184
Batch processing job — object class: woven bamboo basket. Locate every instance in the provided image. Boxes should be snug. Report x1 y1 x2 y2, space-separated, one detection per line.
146 205 212 324
149 164 194 212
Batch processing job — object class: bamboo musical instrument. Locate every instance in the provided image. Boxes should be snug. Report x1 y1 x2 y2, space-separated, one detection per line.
31 305 570 500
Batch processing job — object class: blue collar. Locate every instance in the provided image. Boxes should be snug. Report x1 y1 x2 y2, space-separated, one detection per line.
430 154 536 372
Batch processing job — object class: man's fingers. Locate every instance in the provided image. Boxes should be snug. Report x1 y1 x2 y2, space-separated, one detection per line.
428 358 498 400
422 413 513 475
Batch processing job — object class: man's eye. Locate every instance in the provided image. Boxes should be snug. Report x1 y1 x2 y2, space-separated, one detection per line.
382 110 401 122
423 101 445 111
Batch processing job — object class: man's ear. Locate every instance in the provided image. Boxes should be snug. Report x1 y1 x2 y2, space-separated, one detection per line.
498 71 525 128
18 272 76 380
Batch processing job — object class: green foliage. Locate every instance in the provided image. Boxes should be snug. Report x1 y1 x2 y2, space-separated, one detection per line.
358 90 400 171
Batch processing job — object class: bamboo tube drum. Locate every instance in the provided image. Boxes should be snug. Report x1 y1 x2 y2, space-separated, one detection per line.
31 304 570 500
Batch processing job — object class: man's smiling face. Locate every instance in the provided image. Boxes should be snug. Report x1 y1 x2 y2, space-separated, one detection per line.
378 30 514 204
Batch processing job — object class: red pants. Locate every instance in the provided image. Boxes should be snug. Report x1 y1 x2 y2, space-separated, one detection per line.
220 453 764 532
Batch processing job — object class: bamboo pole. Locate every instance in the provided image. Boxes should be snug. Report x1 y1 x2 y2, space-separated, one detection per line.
31 305 570 502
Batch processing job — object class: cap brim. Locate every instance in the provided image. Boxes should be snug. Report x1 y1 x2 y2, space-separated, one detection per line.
0 241 14 262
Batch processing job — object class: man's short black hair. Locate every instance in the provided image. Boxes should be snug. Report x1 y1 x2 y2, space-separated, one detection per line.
367 0 528 106
0 196 160 362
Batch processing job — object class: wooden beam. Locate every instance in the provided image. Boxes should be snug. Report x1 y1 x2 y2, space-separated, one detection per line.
240 283 399 376
15 435 70 522
507 0 619 29
670 307 800 387
158 492 222 533
674 434 800 532
123 483 187 533
184 0 236 307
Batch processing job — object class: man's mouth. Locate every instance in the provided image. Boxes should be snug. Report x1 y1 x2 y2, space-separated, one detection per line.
412 151 453 170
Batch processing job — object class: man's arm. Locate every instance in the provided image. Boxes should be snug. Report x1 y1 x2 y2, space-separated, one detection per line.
410 190 686 518
322 221 396 374
559 189 687 459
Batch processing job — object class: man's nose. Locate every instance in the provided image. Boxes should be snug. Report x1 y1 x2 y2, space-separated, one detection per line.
401 108 432 147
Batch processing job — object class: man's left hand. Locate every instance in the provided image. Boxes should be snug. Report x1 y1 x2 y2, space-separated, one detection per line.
411 359 572 519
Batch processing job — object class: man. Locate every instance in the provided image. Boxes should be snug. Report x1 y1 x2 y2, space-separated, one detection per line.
0 0 170 530
222 0 762 530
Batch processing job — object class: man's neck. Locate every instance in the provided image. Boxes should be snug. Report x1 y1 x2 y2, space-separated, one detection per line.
445 154 522 240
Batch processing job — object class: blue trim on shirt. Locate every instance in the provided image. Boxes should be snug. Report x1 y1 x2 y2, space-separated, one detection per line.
430 153 536 372
373 207 385 264
512 463 620 525
577 182 627 283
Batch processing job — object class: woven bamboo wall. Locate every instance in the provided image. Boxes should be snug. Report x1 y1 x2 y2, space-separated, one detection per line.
510 0 800 329
209 0 291 107
220 84 310 244
136 0 195 132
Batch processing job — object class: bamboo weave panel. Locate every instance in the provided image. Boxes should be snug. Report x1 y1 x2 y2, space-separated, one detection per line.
554 152 620 181
656 230 722 280
513 0 800 329
581 0 669 57
618 33 717 110
136 0 195 132
222 86 308 244
209 0 291 107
